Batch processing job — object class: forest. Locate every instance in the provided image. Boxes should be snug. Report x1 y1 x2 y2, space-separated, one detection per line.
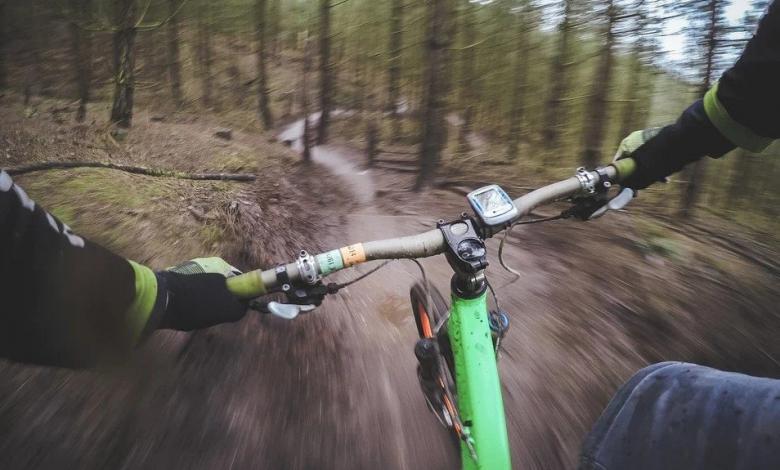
1 0 776 224
0 1 778 469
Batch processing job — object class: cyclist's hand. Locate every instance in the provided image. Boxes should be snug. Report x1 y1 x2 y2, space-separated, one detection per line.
581 130 663 219
156 257 247 331
612 128 662 162
612 127 671 189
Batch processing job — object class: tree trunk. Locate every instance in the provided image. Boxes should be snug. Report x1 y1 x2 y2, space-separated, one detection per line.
457 0 477 155
255 0 274 129
317 0 333 144
25 1 46 101
387 0 403 142
166 0 183 107
0 0 6 89
680 0 719 219
302 38 312 163
69 1 92 123
506 10 529 162
580 0 617 168
197 0 213 108
365 120 378 167
269 0 281 63
415 0 454 190
543 0 573 151
110 0 137 128
618 51 643 139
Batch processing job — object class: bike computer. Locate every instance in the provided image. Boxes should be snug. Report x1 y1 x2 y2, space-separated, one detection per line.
467 184 518 227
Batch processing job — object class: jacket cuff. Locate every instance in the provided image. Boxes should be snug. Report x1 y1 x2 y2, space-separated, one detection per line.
704 83 773 153
126 261 167 343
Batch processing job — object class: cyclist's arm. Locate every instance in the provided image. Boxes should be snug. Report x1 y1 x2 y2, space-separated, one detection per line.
0 170 162 367
626 1 779 189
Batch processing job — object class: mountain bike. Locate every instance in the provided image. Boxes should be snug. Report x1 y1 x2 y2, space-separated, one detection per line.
224 159 637 469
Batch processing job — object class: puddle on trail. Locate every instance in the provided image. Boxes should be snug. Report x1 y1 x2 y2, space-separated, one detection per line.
375 293 410 328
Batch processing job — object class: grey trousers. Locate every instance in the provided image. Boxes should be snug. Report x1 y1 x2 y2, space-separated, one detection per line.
579 362 780 470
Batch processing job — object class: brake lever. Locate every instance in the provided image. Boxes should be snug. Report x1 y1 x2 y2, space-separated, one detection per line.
248 282 341 319
267 302 316 320
588 187 634 219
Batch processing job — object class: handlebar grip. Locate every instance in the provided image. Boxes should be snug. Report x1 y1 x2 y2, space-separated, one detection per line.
226 270 268 299
611 158 636 183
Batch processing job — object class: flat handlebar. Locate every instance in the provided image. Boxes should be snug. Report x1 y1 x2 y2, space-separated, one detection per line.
226 159 635 299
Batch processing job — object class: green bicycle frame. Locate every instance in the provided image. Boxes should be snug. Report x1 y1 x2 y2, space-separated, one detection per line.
449 290 511 469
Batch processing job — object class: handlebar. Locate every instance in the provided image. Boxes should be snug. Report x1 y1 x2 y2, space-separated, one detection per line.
226 159 636 299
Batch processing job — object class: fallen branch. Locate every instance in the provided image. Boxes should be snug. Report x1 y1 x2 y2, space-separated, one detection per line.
377 147 417 156
5 161 256 182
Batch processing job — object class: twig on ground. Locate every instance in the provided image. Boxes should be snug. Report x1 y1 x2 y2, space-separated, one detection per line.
5 161 257 182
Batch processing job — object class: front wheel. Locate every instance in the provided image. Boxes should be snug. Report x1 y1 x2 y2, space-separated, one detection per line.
409 283 460 449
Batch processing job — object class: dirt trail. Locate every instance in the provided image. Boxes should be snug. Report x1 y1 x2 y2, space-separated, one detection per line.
273 116 578 468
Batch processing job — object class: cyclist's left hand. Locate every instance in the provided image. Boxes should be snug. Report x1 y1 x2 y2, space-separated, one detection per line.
156 257 247 331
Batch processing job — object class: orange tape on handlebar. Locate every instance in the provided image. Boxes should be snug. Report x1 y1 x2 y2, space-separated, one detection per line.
339 244 366 267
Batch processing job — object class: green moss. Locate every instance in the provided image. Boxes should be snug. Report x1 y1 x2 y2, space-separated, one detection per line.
48 205 77 226
17 169 223 260
220 154 260 172
200 223 225 246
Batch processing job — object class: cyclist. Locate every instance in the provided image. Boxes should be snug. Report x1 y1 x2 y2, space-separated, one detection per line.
0 169 246 367
581 2 779 469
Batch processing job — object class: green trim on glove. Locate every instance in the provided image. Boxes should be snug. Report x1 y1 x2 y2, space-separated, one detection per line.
704 83 772 153
126 260 158 342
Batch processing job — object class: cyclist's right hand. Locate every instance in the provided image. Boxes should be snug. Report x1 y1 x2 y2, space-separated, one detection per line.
612 127 665 190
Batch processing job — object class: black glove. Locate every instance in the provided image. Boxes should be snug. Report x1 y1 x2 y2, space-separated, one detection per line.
618 100 735 190
155 271 247 331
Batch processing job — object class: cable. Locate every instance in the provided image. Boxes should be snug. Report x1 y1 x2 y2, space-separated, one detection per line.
334 260 392 289
486 279 500 311
497 213 566 280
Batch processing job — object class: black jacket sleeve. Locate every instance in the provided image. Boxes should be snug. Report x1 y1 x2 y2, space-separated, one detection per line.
626 1 779 189
715 0 780 141
0 170 138 367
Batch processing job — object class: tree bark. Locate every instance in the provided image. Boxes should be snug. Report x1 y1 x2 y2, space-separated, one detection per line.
543 0 574 150
457 0 477 155
110 0 137 128
317 0 333 144
302 38 312 163
25 1 47 102
269 0 281 63
680 0 720 219
506 10 529 162
366 120 378 167
618 51 643 139
0 0 6 89
256 0 274 129
166 0 184 107
69 0 92 122
415 0 455 190
387 0 403 142
580 0 617 168
197 0 213 108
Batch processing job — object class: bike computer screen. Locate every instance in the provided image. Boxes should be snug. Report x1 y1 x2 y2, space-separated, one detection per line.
467 184 518 227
